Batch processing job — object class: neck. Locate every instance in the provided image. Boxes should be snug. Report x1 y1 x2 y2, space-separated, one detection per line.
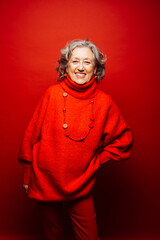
60 74 97 99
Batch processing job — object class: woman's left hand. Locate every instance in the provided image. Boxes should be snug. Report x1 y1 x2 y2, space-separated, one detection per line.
23 184 29 194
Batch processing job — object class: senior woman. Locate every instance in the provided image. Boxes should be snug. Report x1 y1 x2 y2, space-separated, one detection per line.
18 39 133 240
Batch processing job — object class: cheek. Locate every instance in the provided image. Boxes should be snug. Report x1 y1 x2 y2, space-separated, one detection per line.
88 67 95 75
67 64 75 73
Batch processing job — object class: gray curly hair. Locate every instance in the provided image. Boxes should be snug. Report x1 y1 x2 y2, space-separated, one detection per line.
57 39 106 82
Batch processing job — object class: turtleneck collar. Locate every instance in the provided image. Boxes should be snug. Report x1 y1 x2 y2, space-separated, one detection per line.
60 74 97 99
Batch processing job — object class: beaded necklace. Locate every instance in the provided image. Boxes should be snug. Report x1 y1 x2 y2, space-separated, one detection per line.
62 92 95 141
60 75 96 142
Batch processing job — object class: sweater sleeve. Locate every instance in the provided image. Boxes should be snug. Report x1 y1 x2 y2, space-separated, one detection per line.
98 97 133 165
18 89 50 184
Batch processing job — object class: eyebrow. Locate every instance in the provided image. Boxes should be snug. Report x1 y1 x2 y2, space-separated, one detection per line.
71 57 92 60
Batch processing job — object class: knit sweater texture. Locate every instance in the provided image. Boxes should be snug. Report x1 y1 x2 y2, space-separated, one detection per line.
18 76 133 201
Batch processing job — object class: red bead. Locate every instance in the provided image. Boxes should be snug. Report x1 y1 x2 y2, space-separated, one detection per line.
89 122 94 128
63 108 66 112
90 116 95 121
91 100 94 104
65 131 70 137
63 123 68 129
63 92 68 97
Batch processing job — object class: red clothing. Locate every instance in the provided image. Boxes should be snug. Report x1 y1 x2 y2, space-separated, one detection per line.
40 194 98 240
18 76 133 201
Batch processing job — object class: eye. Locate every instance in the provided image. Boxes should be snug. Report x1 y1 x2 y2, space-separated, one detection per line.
72 60 79 64
84 61 91 65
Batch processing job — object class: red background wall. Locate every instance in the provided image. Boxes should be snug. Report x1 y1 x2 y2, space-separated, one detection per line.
0 0 160 239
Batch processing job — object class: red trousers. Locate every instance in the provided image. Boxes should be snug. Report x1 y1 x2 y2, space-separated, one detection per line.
39 194 99 240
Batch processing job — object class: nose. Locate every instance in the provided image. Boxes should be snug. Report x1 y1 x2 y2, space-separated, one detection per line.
77 61 84 71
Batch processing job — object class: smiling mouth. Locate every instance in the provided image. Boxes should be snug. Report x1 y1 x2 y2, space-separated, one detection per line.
75 73 86 78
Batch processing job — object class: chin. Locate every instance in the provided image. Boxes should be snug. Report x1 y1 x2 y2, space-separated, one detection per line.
76 80 87 85
74 78 89 85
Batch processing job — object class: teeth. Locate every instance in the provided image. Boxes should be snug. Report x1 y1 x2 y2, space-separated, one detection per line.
76 73 85 76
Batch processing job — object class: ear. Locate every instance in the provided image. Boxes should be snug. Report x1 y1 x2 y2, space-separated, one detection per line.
94 67 97 75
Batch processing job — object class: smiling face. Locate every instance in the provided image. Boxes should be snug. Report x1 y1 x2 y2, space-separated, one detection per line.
66 47 96 85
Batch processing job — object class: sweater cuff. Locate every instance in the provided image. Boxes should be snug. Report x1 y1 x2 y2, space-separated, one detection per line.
24 166 32 185
98 151 111 165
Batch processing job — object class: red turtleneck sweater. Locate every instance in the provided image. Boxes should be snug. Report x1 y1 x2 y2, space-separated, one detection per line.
18 76 133 201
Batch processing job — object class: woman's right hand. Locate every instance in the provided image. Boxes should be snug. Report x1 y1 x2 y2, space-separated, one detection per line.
23 184 29 194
